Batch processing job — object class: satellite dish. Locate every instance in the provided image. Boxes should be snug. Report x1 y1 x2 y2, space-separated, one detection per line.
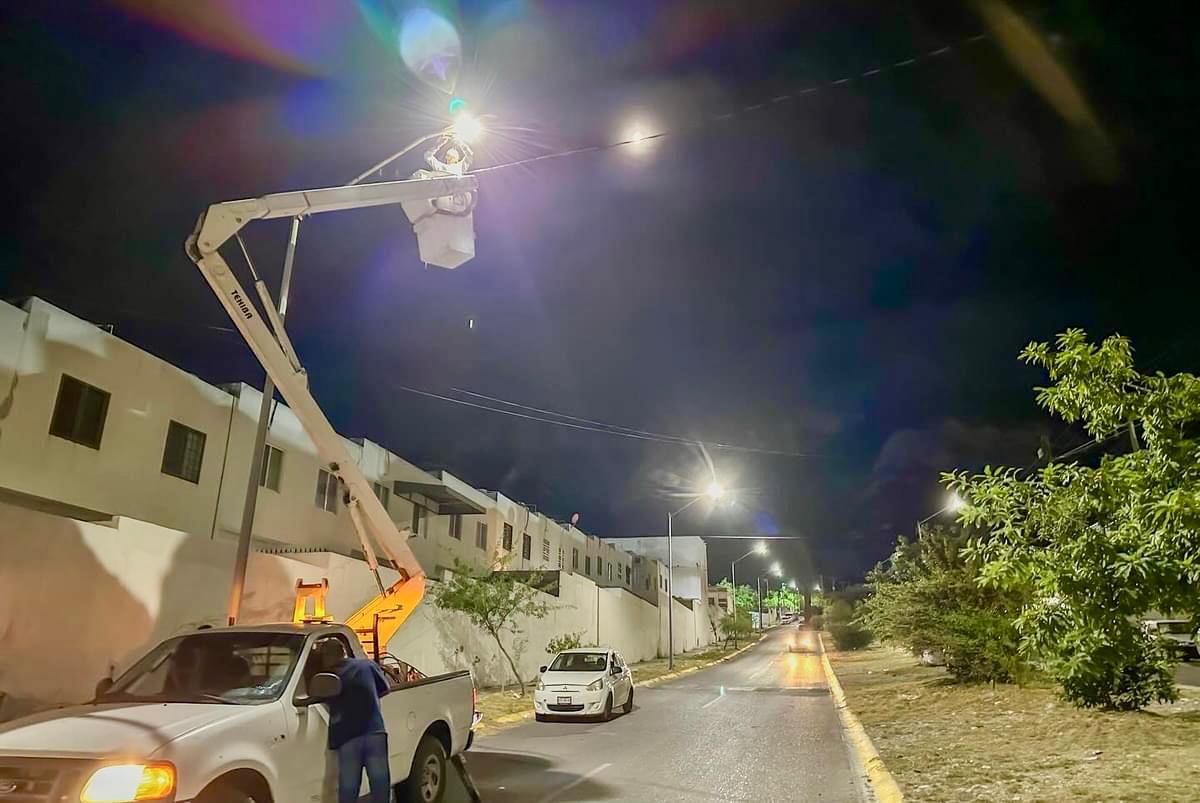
570 512 580 527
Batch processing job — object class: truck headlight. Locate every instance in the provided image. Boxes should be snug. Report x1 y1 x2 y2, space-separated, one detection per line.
586 678 603 692
81 763 176 802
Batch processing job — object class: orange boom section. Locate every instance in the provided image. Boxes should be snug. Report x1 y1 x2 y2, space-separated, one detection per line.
293 572 426 660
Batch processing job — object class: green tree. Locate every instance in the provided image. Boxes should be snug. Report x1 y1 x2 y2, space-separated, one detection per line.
947 330 1200 709
720 609 754 646
765 587 801 615
859 525 1027 682
434 558 552 694
825 599 873 651
717 580 757 613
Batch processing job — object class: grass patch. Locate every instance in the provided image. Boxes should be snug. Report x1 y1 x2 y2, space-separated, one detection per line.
829 646 1200 802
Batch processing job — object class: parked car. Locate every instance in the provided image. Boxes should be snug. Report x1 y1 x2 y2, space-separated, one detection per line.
1143 618 1199 660
534 648 633 721
0 623 476 803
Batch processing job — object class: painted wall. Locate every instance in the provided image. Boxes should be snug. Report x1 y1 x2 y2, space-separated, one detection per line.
0 501 706 718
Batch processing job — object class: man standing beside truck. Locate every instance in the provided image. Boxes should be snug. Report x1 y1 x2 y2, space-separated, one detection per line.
319 638 394 803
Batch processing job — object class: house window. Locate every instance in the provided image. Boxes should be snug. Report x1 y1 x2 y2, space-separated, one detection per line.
259 445 283 491
572 548 579 570
315 469 338 513
502 523 513 551
475 522 488 551
49 374 110 449
558 548 565 568
410 504 423 536
542 538 551 562
585 556 591 575
607 562 613 581
450 515 463 540
372 482 390 509
161 421 206 483
522 533 532 560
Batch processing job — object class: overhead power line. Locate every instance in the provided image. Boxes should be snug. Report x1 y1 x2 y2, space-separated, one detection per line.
393 384 820 458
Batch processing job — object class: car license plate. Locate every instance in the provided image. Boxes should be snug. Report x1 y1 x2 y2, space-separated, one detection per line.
557 695 572 705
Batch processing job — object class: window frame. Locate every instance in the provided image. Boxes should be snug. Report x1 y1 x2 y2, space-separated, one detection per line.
314 468 339 513
475 521 488 551
48 374 110 449
450 515 463 540
160 420 206 484
502 522 514 551
521 533 532 560
259 444 283 491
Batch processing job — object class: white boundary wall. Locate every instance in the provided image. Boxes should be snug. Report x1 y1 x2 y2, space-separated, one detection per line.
0 502 713 717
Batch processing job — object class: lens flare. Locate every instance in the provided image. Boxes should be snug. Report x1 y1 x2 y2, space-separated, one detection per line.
398 7 462 92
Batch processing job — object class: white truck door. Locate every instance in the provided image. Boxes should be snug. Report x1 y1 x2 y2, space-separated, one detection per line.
277 635 348 803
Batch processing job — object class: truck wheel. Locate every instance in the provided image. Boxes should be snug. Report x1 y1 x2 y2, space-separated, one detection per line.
195 784 255 803
400 734 447 803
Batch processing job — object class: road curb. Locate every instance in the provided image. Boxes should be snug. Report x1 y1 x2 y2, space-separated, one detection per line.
819 634 905 803
478 636 766 733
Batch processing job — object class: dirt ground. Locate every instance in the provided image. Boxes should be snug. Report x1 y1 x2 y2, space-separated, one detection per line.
828 646 1200 802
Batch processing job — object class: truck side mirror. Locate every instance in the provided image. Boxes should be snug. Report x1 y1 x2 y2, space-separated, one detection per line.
94 677 115 698
296 672 342 707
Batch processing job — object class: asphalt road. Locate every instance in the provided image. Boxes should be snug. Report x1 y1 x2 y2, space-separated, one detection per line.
452 627 861 803
1176 661 1200 687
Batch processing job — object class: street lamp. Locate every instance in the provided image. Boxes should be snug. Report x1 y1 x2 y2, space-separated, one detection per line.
666 481 725 669
729 541 767 620
916 492 965 536
756 563 781 630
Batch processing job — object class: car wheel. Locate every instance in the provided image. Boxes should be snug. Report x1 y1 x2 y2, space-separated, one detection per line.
195 784 255 803
601 693 613 721
535 713 548 722
622 687 634 714
400 734 447 803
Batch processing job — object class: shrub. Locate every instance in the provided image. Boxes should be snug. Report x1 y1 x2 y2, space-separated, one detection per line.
826 599 873 651
546 632 585 655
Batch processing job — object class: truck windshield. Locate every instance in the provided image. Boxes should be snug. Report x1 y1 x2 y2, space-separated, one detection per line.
549 652 608 672
100 632 307 705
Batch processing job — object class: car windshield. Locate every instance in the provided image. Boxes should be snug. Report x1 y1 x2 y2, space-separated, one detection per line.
100 631 306 705
549 652 608 672
1158 622 1194 635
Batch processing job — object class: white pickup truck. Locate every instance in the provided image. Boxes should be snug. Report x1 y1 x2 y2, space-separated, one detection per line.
0 623 477 803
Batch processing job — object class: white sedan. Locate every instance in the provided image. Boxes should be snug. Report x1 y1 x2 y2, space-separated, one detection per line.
534 648 634 721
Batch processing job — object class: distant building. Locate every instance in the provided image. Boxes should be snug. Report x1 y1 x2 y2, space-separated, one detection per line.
707 584 733 614
617 535 710 601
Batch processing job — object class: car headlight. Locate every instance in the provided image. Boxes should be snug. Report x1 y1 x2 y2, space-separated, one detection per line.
536 679 544 691
80 763 176 802
586 678 604 692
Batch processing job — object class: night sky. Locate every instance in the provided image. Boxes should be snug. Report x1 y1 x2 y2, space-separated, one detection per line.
2 1 1196 585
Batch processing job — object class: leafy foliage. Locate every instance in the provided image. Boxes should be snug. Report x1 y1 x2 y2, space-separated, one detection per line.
764 587 801 615
946 330 1200 709
434 557 552 693
546 632 586 655
717 579 757 613
859 525 1028 682
826 599 873 651
719 610 754 645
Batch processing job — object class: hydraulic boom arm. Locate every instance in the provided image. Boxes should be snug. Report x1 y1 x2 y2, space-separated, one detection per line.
185 175 478 638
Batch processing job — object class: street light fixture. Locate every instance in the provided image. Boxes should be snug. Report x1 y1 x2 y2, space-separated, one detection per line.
666 480 727 669
916 492 966 535
729 541 766 621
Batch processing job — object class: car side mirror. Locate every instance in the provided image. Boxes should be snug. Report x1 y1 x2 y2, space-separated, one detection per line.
611 666 621 676
539 665 548 674
296 672 342 706
94 677 114 698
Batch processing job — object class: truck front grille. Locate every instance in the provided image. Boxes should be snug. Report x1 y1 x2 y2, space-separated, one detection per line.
0 758 88 802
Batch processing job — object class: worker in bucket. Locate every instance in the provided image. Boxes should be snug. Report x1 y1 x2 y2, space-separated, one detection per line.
319 638 393 803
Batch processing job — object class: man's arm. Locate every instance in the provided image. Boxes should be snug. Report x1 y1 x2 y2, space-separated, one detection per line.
370 661 391 696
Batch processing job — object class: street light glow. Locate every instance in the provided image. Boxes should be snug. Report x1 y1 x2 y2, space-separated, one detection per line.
770 562 781 575
947 492 965 512
451 112 484 144
705 481 725 501
755 541 767 555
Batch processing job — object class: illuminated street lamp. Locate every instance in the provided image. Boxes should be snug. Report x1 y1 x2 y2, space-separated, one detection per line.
666 480 726 669
916 492 965 536
730 540 767 619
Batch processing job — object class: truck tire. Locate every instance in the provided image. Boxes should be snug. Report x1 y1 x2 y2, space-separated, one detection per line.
195 784 256 803
400 734 448 803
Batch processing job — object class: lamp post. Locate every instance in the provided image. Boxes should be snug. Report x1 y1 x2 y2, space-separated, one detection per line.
666 481 725 670
916 492 964 537
756 563 781 630
730 541 767 618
